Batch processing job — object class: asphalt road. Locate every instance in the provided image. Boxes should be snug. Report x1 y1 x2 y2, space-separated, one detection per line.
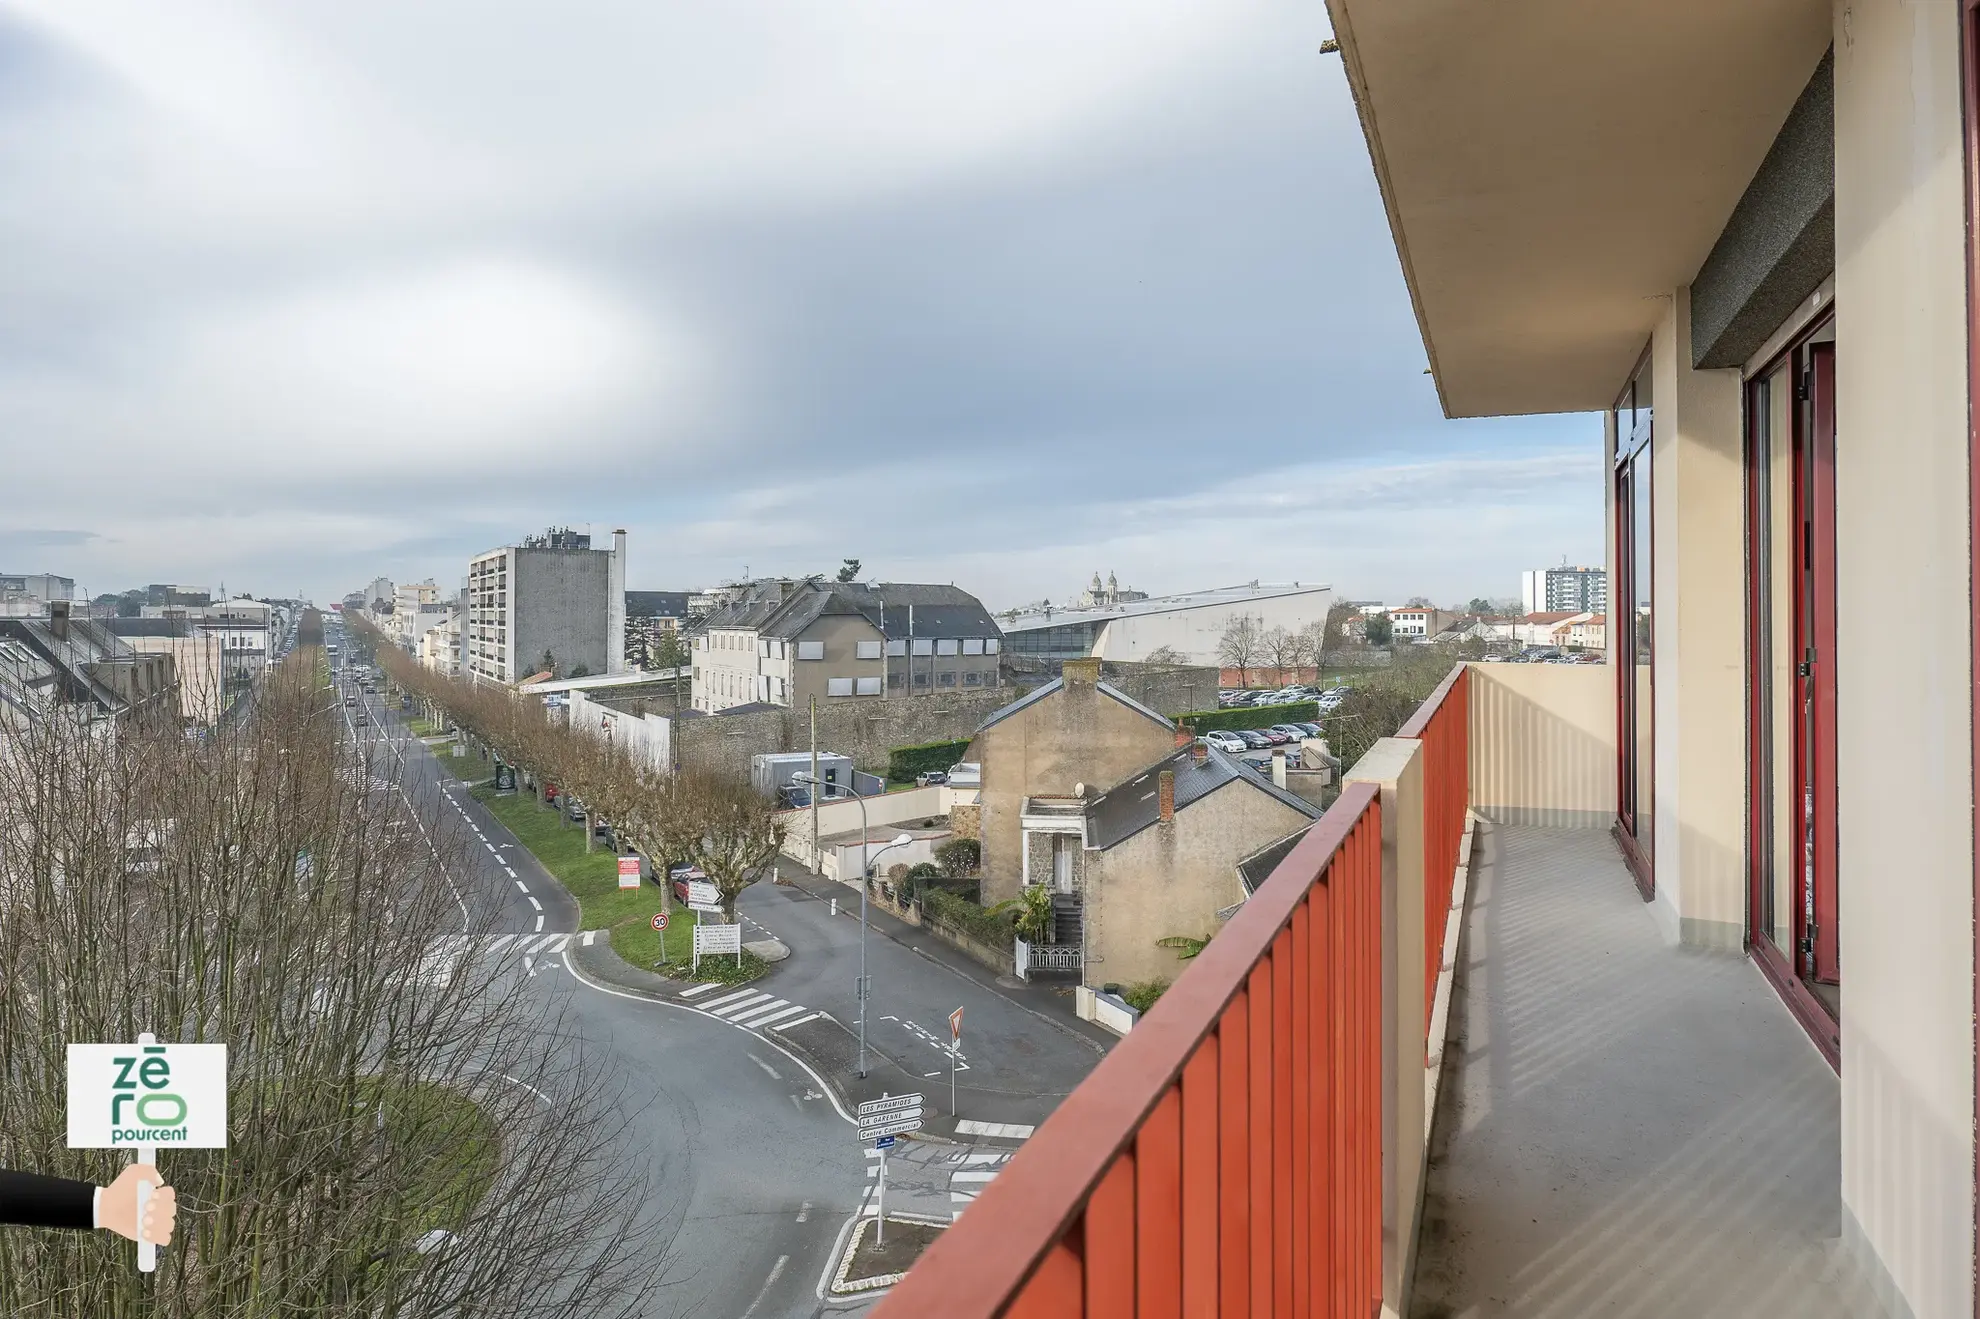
333 662 870 1318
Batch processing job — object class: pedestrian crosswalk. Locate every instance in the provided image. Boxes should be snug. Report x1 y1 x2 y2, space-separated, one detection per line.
416 931 574 984
948 1149 1017 1220
676 982 822 1033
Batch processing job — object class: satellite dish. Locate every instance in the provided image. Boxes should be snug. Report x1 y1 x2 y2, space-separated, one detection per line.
1074 782 1086 796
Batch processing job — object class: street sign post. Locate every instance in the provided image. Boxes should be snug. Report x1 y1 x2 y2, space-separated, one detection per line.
651 911 669 933
68 1032 227 1273
692 922 743 974
617 856 642 890
949 1006 964 1116
857 1094 924 1245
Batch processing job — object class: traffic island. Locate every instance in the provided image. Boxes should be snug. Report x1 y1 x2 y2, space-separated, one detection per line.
830 1218 946 1295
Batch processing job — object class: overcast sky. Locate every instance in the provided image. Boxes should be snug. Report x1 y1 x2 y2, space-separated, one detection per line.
0 1 1599 610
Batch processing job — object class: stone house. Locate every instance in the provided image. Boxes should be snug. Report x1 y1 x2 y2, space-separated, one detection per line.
968 657 1178 906
1066 742 1321 988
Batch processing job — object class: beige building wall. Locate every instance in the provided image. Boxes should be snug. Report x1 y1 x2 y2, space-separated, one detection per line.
971 661 1179 905
1083 784 1310 988
1648 287 1748 950
1832 3 1975 1312
123 635 224 727
1467 662 1615 829
787 613 885 708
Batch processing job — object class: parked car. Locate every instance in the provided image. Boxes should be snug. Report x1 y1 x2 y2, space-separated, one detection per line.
668 864 709 906
915 770 948 787
1237 729 1273 749
1256 728 1293 746
343 696 356 707
1203 730 1249 754
1270 724 1311 741
1295 721 1324 736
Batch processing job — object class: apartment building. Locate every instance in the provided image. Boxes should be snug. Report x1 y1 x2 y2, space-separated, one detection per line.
465 528 626 684
690 579 1001 713
881 8 1980 1319
1520 563 1608 615
1387 605 1457 639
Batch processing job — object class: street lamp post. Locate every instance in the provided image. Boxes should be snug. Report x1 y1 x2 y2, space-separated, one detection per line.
795 771 911 1079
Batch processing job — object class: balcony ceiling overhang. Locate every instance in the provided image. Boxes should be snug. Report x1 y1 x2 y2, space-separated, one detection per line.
1324 0 1831 418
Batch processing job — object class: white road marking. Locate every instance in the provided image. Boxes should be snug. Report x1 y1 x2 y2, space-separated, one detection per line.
678 982 722 998
796 1202 811 1223
583 930 598 946
729 998 795 1026
955 1120 1035 1139
707 993 773 1019
523 956 535 977
526 933 567 955
526 896 542 911
699 988 760 1010
485 843 498 855
515 881 529 893
951 1170 999 1183
773 1013 820 1031
504 866 518 878
738 1254 789 1319
962 1152 1004 1165
749 1056 781 1080
556 950 857 1126
534 913 544 933
747 1004 811 1030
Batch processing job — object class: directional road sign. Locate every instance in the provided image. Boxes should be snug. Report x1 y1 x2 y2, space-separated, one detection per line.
858 1093 924 1119
859 1113 924 1141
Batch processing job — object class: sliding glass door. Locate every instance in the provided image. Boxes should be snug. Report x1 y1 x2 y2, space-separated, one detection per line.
1746 319 1840 1060
1614 355 1654 897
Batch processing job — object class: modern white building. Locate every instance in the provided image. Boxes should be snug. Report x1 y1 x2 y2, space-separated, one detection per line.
466 528 626 684
1521 564 1607 616
1000 582 1335 666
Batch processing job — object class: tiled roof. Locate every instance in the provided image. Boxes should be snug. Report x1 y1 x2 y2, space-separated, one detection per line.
976 677 1175 734
1084 745 1321 851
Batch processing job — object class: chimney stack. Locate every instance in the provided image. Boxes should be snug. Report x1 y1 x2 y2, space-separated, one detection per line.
49 599 69 641
1192 739 1208 764
1063 657 1101 687
1157 769 1175 824
1173 726 1194 750
1271 748 1288 790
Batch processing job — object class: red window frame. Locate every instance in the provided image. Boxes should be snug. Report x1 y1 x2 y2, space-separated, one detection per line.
1742 321 1840 1069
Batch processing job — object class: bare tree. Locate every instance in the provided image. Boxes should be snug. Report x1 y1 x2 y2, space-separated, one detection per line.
0 649 664 1316
1260 626 1304 684
1216 615 1262 687
652 770 786 925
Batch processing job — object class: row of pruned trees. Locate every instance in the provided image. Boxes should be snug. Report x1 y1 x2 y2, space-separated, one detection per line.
0 646 662 1316
1216 601 1365 685
348 616 782 925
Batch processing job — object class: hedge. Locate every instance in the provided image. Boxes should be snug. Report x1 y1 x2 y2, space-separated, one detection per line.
888 738 972 784
921 887 1015 949
1176 700 1322 734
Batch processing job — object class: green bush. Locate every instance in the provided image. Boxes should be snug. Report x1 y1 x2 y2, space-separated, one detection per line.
898 862 943 898
1118 980 1169 1015
921 887 1015 948
934 837 980 877
888 739 972 784
1177 701 1322 733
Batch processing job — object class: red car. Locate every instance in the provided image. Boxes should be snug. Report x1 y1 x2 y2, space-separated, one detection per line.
668 864 708 905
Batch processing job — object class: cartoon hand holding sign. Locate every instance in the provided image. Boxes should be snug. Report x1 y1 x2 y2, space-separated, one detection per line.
56 1031 226 1270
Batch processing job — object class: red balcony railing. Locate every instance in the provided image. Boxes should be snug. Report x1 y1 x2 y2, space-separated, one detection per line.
873 780 1385 1319
1397 664 1469 1022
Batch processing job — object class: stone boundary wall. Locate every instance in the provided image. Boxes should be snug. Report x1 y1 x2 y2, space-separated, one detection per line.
671 688 1012 780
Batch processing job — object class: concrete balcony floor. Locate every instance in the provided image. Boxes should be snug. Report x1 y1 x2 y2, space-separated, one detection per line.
1410 825 1892 1319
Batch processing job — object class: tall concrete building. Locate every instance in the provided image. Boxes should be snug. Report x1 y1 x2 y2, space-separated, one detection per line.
465 527 626 684
1520 564 1607 616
